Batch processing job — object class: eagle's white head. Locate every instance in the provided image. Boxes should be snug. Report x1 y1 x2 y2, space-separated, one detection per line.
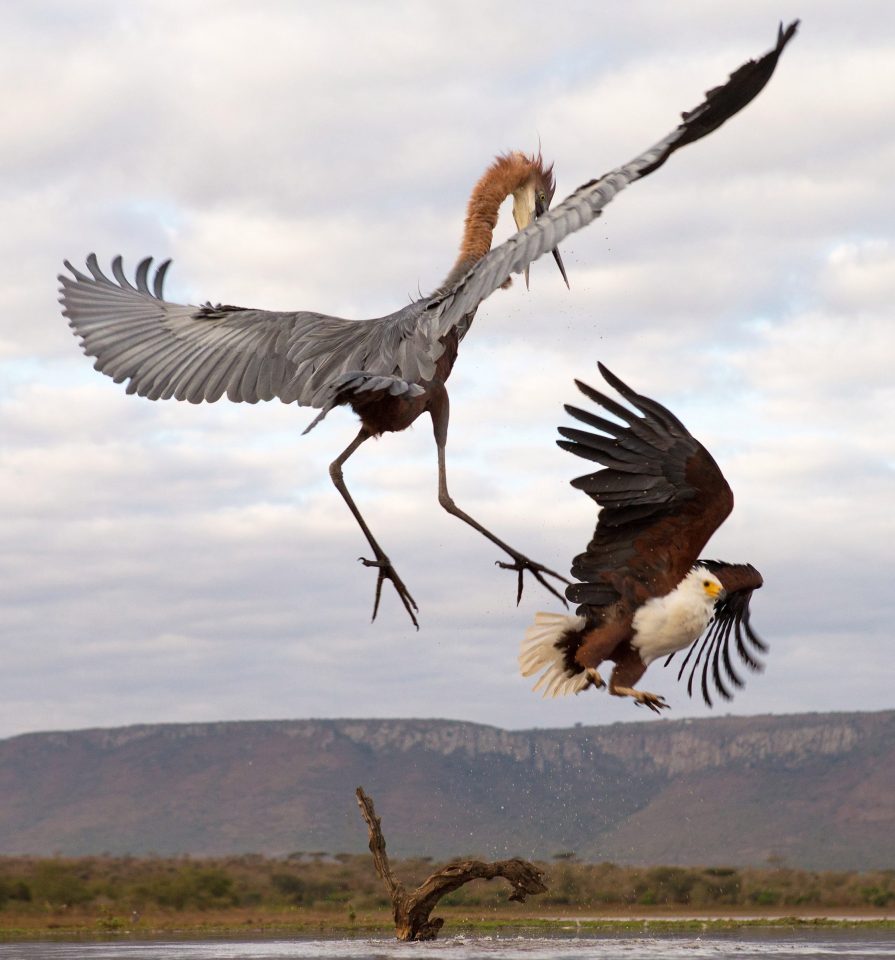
686 566 725 602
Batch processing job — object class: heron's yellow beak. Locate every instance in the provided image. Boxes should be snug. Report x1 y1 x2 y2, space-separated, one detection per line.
512 187 535 232
512 186 569 290
537 191 570 290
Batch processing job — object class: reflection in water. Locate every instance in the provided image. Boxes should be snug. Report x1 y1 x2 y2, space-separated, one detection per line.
0 932 892 960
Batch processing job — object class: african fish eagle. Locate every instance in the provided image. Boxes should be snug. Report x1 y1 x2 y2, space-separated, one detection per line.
519 364 767 712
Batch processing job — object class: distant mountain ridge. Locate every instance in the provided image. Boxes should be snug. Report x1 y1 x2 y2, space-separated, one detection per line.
1 711 892 870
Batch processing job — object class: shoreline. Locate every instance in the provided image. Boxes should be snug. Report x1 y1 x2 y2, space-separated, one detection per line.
2 909 893 942
544 911 895 922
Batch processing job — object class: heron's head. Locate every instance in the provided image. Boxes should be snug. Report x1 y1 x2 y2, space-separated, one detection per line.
510 152 568 290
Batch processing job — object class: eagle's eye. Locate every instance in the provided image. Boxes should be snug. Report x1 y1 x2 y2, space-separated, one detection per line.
703 580 711 588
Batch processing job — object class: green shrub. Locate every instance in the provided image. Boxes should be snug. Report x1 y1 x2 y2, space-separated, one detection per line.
31 863 91 907
751 889 781 906
861 886 893 908
0 855 892 916
135 866 238 910
0 878 31 909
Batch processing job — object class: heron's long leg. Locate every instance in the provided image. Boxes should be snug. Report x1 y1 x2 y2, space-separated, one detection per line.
429 389 569 606
329 428 419 629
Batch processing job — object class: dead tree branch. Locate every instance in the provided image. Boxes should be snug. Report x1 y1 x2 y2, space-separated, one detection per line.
355 786 547 941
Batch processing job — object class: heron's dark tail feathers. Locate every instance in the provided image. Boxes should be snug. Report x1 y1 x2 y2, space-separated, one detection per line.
301 371 426 434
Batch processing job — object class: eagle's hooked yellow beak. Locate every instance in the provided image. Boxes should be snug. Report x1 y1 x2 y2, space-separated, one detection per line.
704 580 724 599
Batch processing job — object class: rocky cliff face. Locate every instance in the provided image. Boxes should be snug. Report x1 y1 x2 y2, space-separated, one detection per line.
1 711 892 869
296 711 875 773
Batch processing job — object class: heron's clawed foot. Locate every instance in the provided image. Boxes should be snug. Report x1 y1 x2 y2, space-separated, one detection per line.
358 554 420 630
633 690 669 714
495 554 571 607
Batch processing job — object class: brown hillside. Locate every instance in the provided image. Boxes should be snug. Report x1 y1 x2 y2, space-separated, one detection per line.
0 712 892 869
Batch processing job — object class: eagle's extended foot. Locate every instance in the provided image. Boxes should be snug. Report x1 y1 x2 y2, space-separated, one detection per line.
495 554 571 607
632 690 669 713
584 667 606 691
610 682 669 712
358 555 420 630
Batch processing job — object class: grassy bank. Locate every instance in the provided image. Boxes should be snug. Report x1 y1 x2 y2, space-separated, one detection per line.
1 853 892 937
1 909 894 941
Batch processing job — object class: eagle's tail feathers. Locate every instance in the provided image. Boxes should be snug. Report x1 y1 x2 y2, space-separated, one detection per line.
520 612 589 698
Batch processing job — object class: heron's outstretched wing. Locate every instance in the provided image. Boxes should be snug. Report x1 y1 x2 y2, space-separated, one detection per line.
60 254 438 407
557 364 734 616
665 561 767 706
423 20 798 343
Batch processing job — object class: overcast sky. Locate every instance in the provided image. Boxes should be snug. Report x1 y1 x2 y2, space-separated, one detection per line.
1 1 893 741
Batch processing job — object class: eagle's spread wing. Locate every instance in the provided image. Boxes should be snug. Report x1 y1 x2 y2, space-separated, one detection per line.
557 363 734 617
60 23 796 419
665 561 767 706
423 21 798 339
59 254 437 410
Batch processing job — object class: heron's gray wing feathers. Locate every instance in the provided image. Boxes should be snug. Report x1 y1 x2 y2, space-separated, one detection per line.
423 20 798 344
283 298 439 404
60 254 439 409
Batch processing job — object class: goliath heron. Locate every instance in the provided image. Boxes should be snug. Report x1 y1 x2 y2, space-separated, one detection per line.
60 22 797 628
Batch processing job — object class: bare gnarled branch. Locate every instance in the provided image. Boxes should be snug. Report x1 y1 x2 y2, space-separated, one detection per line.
355 786 547 941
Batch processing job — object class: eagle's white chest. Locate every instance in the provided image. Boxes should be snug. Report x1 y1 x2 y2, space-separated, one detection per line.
631 576 717 665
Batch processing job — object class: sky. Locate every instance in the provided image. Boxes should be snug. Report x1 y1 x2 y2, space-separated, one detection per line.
1 1 893 741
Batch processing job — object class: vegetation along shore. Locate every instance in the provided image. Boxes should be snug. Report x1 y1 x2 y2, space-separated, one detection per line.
1 854 892 937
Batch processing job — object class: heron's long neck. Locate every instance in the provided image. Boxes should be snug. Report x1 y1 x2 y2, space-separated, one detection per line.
437 152 533 292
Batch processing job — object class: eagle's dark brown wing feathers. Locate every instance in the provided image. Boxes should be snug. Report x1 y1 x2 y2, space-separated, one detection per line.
559 423 695 512
706 560 765 595
559 365 733 616
711 615 742 703
596 363 693 436
558 425 663 473
560 371 700 516
677 614 742 704
569 377 689 450
565 583 620 608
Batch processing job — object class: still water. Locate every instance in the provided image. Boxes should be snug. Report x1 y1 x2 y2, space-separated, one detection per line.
0 932 891 960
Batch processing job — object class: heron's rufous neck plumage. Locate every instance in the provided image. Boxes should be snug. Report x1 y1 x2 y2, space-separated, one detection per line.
437 152 541 292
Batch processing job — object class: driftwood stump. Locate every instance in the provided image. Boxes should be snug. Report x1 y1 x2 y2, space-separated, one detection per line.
355 786 547 941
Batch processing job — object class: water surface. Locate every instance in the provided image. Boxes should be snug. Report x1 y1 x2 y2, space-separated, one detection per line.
0 930 890 960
